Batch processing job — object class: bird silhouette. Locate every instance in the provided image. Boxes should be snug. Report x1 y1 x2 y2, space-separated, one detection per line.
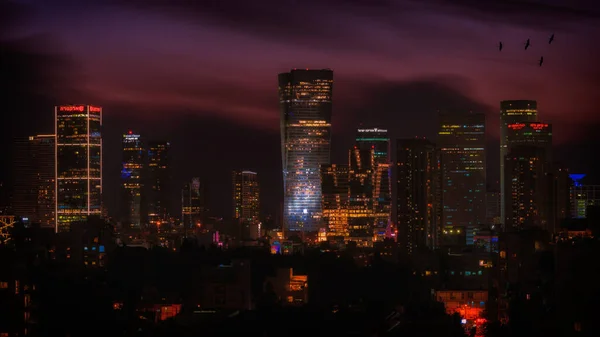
549 34 554 44
539 56 544 66
525 38 531 50
499 41 503 51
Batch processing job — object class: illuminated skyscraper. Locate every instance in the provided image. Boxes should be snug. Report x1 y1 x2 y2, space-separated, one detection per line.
13 135 55 227
232 170 260 239
396 138 439 254
147 141 170 225
356 127 391 230
504 146 550 230
320 164 350 238
500 100 537 227
121 131 144 226
506 122 552 163
55 105 102 232
348 146 375 245
182 178 204 229
438 113 486 246
569 174 600 219
503 122 557 231
279 69 333 233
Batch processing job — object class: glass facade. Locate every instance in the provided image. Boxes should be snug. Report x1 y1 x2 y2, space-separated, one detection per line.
396 138 439 254
356 128 391 231
122 132 144 226
499 100 537 226
320 164 350 237
147 141 170 226
182 177 204 229
279 69 333 232
13 135 55 228
232 170 260 224
55 105 102 232
438 113 486 246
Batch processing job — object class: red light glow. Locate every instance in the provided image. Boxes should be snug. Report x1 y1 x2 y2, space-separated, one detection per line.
89 106 101 112
530 123 548 130
59 105 84 112
508 123 525 130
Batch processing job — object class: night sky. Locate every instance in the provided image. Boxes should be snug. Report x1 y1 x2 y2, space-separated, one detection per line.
2 0 600 220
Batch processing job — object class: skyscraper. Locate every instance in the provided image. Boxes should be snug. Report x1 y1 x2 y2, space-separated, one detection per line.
396 138 439 254
232 170 260 240
182 177 204 229
503 122 554 231
504 146 550 230
279 69 333 233
438 112 486 246
356 127 391 230
55 105 102 232
13 135 55 227
500 100 537 228
348 146 375 244
147 141 170 226
320 164 350 238
121 131 144 226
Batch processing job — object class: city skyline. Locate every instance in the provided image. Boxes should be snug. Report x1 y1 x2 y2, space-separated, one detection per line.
2 1 600 221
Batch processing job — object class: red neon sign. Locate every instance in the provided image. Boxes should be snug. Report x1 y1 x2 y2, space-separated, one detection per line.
89 106 101 112
59 105 84 112
508 123 525 130
530 123 548 130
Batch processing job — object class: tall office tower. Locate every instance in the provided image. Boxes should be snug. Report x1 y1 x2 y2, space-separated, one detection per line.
506 122 552 163
549 165 571 230
320 164 350 238
13 135 55 227
396 139 439 254
121 131 144 226
500 100 538 228
232 170 260 239
485 190 501 226
356 127 391 230
55 105 102 233
182 178 204 228
348 146 375 245
505 122 555 231
438 113 486 246
504 146 550 231
569 174 600 219
279 69 333 233
147 141 170 225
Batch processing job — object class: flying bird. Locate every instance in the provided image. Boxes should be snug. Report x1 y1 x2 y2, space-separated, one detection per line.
539 56 544 66
499 41 503 51
525 38 531 50
549 33 554 44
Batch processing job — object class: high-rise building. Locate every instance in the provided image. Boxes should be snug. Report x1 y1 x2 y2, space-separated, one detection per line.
438 112 486 246
504 146 550 231
182 178 204 229
569 174 600 219
232 170 260 239
506 122 552 163
396 138 439 254
147 141 170 225
13 135 55 227
348 146 375 245
320 164 350 238
122 131 144 226
279 69 333 233
356 128 391 230
500 100 538 227
503 122 555 231
55 105 102 232
485 190 501 226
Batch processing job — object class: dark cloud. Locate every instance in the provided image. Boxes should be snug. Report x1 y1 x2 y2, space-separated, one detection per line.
419 0 600 29
329 75 492 161
0 0 83 189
